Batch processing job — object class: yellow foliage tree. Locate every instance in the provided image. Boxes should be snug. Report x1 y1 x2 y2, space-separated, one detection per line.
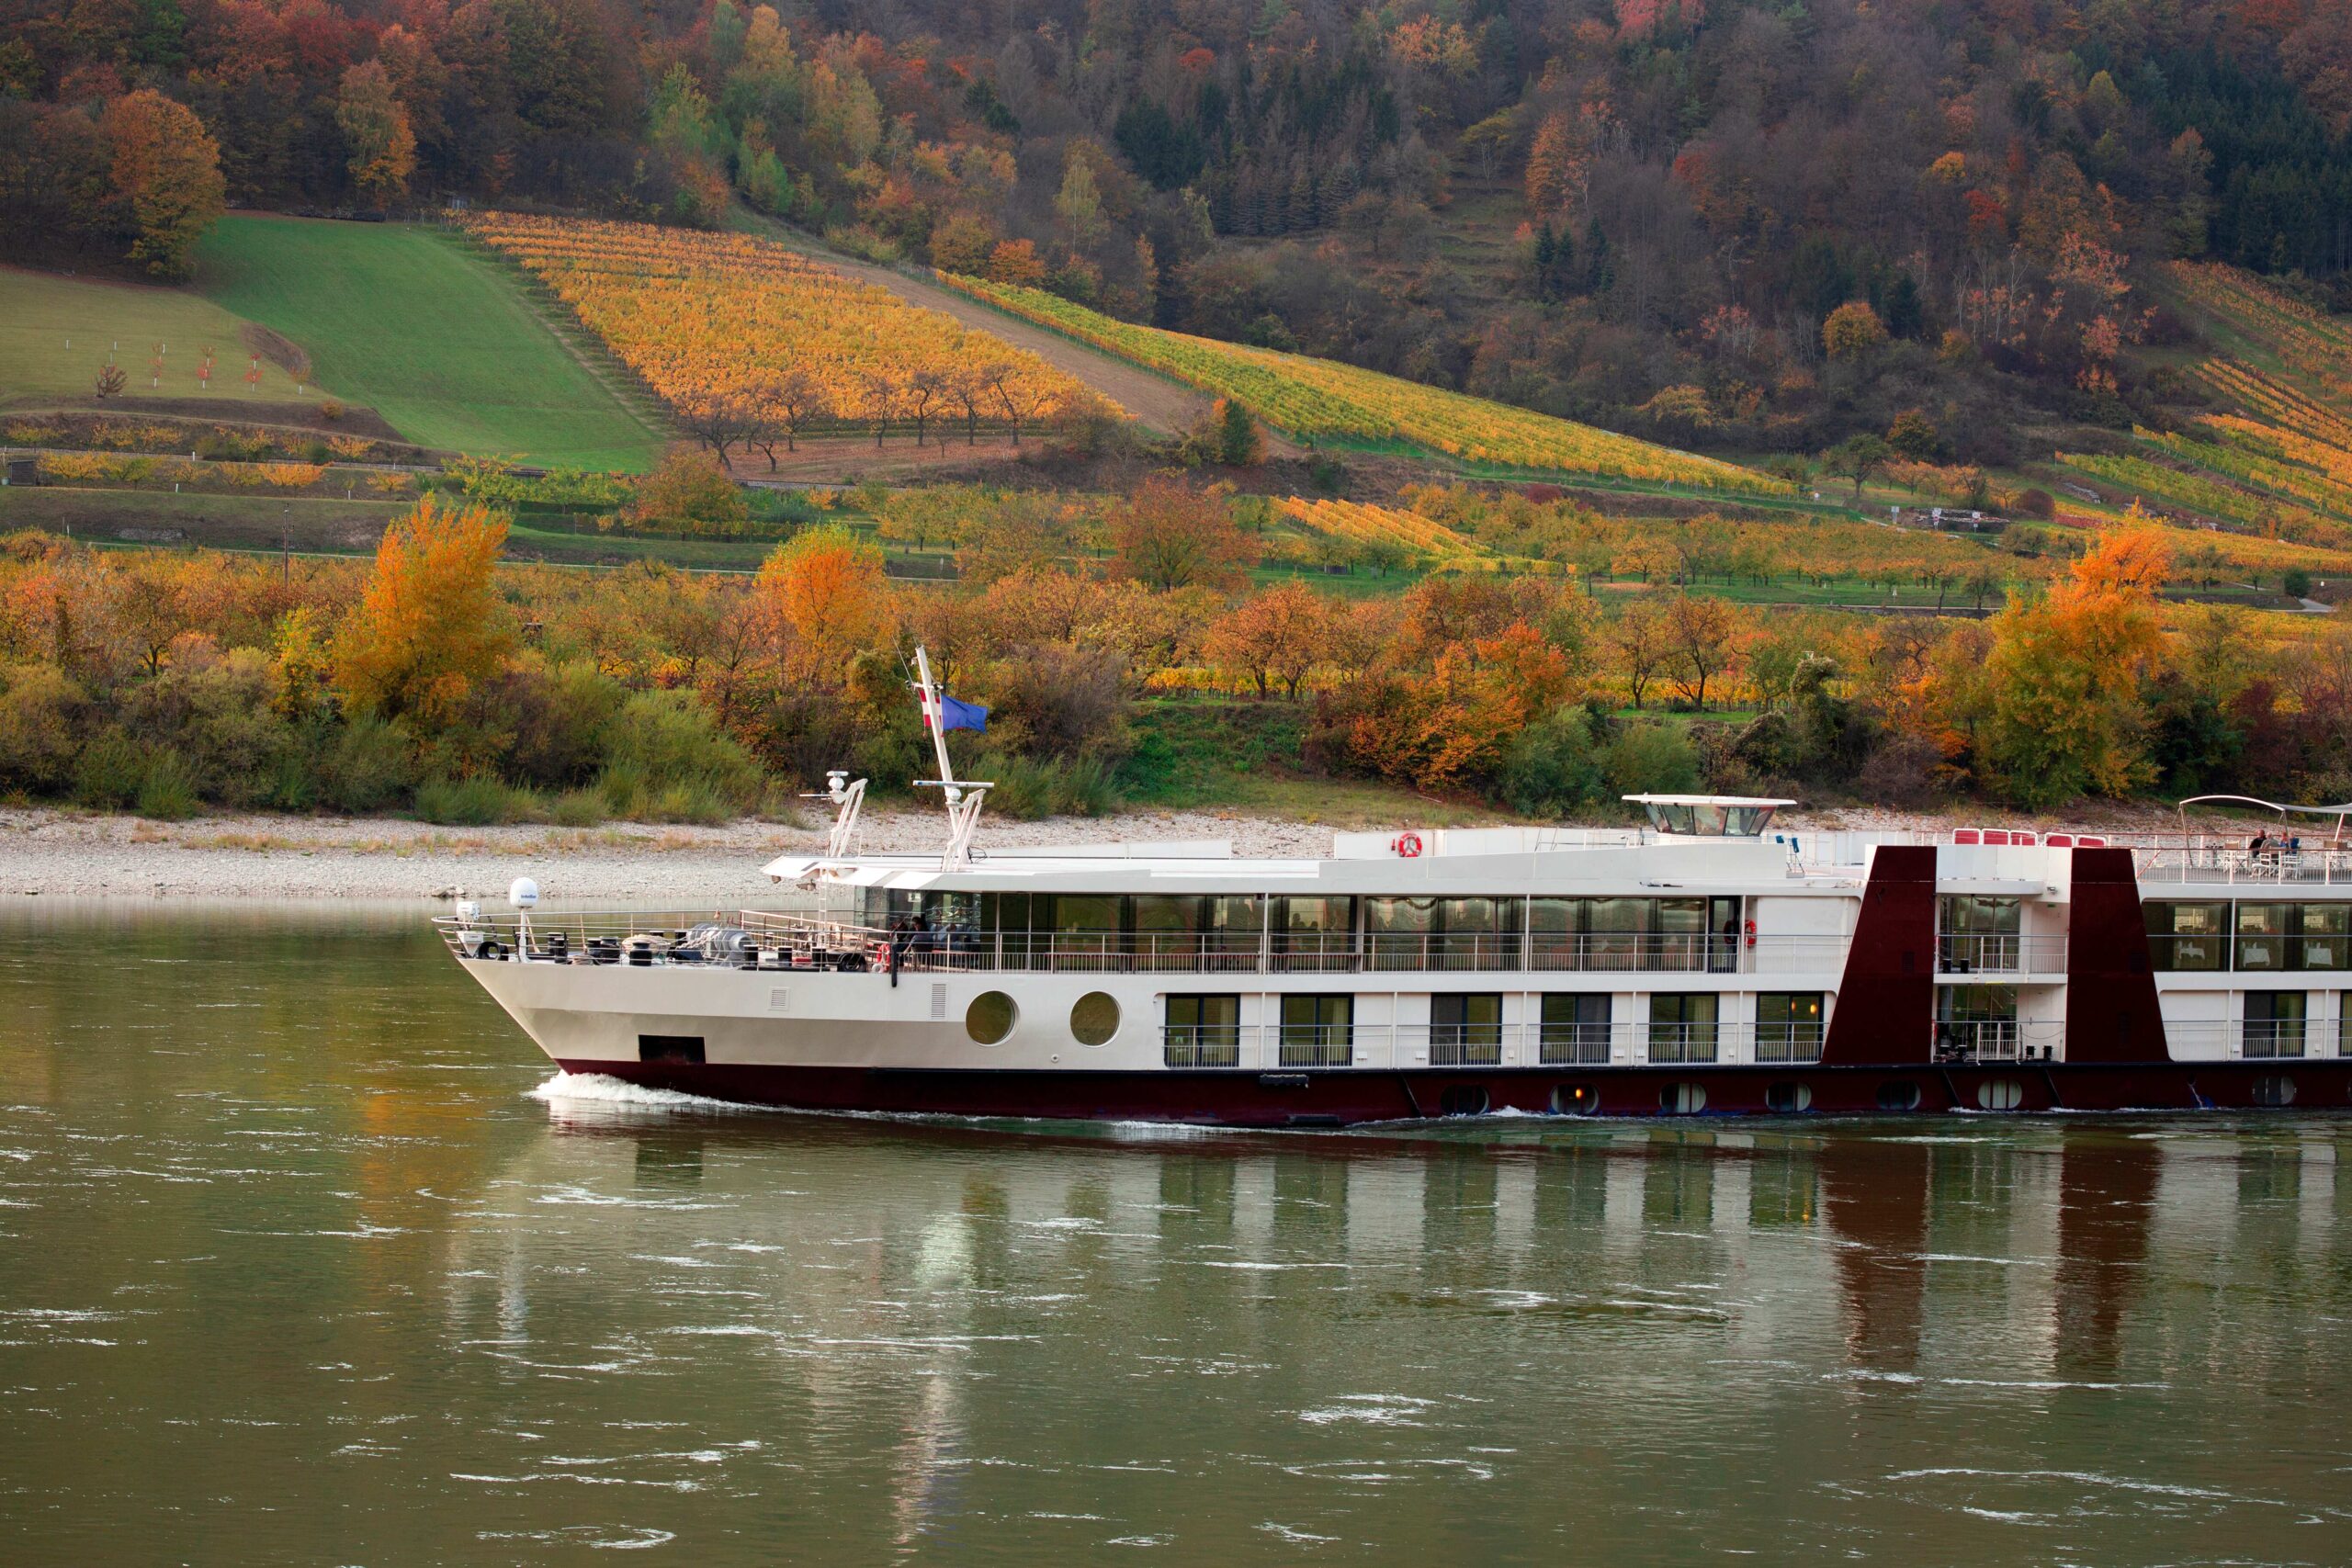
332 495 512 728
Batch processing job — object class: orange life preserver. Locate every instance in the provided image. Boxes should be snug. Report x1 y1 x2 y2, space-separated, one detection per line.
1745 919 1758 948
1395 831 1423 858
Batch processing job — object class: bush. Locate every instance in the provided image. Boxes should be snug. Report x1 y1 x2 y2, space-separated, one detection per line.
0 664 86 795
1498 708 1607 817
1603 722 1700 795
414 774 537 825
318 715 415 814
74 729 147 808
549 787 605 827
134 748 202 819
602 689 763 804
984 753 1119 818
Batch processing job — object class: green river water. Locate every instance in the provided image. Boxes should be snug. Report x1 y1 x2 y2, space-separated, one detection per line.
2 904 2349 1564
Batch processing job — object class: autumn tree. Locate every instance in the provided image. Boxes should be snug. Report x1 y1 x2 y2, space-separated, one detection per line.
747 369 826 465
680 393 758 468
632 448 747 528
1665 593 1737 710
1112 476 1254 592
1216 398 1263 466
1826 434 1892 502
1610 600 1670 709
755 523 894 671
337 61 417 207
1822 299 1888 359
1204 581 1331 698
102 90 227 279
332 495 513 729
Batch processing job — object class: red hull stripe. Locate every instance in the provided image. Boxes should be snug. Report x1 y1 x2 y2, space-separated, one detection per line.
553 1060 2352 1127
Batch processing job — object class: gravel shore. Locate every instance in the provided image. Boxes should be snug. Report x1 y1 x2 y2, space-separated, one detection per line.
0 799 2191 904
0 806 1355 903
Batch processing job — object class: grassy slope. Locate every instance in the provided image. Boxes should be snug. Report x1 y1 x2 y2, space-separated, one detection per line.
1118 699 1498 825
0 266 311 407
192 216 666 470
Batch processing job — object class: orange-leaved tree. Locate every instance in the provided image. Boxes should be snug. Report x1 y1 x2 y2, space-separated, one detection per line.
755 523 895 676
332 495 513 730
101 90 227 279
1204 581 1332 698
1113 475 1253 591
1973 513 2172 807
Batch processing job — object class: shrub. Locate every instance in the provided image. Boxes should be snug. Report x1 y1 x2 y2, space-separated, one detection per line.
549 787 605 827
602 689 763 804
1602 722 1700 795
414 774 537 825
1498 707 1606 817
983 752 1119 818
0 663 86 794
134 749 202 819
74 730 147 807
319 399 345 422
317 714 415 813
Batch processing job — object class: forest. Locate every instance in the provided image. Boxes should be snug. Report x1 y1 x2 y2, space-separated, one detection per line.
8 0 2352 465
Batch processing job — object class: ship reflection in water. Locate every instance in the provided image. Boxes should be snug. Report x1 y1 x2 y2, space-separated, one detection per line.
1 907 2348 1562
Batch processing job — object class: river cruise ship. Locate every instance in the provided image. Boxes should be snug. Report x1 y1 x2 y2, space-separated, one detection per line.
438 656 2352 1123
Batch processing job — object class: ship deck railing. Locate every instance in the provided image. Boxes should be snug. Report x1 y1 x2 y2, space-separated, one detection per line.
434 911 1856 976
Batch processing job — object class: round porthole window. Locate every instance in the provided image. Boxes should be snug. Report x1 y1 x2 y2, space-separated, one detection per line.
1765 1081 1812 1113
1553 1083 1600 1115
1440 1086 1490 1117
1661 1082 1707 1115
2252 1074 2297 1108
1070 991 1119 1046
1877 1080 1922 1111
966 991 1018 1045
1976 1078 2024 1111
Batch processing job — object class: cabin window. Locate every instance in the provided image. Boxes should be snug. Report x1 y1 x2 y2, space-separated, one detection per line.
1647 994 1718 1065
1275 897 1357 972
1430 994 1503 1066
1877 1080 1922 1111
1939 896 2021 972
1529 897 1736 973
1756 993 1826 1063
2236 904 2296 974
1366 897 1519 971
1280 994 1353 1067
2245 992 2306 1059
1936 985 2018 1059
1540 994 1611 1065
966 991 1018 1046
1164 995 1240 1068
2144 902 2227 972
1070 992 1120 1047
2301 905 2350 971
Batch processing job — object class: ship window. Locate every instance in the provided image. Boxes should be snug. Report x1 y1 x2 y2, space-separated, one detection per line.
1648 994 1718 1064
1764 1081 1812 1113
1276 897 1356 973
1164 995 1239 1067
2236 904 2296 973
1660 1082 1707 1114
1976 1078 2025 1111
1438 1086 1490 1117
1430 994 1503 1066
1540 994 1611 1065
1877 1080 1922 1111
1280 994 1352 1067
2301 905 2350 971
1552 1082 1600 1114
2144 901 2227 972
1936 986 2018 1059
1071 992 1120 1047
2252 1074 2298 1108
2244 991 2307 1059
1939 897 2021 973
966 991 1018 1046
1756 993 1826 1063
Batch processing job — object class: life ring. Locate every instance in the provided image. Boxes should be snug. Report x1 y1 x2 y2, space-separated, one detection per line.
1744 919 1758 948
1394 831 1423 858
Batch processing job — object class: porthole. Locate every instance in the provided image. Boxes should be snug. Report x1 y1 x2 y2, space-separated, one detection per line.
966 991 1018 1046
1070 991 1119 1046
1660 1082 1707 1115
1765 1081 1812 1113
1976 1078 2024 1111
1553 1083 1600 1115
2252 1074 2298 1108
1439 1086 1490 1117
1877 1080 1922 1112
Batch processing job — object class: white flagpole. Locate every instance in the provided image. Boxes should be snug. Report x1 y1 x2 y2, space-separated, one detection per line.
913 645 956 793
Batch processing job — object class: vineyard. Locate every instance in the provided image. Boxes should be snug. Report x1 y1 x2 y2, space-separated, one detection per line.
938 275 1787 495
462 214 1098 446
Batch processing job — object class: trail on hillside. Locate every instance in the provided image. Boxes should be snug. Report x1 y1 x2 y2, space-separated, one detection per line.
736 216 1214 437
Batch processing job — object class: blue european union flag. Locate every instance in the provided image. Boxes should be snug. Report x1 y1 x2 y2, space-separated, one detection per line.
935 694 989 732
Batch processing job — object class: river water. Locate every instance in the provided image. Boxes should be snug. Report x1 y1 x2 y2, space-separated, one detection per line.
2 905 2350 1564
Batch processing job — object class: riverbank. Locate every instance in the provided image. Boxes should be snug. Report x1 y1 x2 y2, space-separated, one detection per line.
0 801 2192 902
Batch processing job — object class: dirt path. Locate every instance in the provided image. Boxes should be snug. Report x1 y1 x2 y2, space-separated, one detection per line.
738 219 1212 437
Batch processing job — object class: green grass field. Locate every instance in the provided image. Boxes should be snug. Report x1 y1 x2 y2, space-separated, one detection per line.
0 266 299 407
192 216 665 470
